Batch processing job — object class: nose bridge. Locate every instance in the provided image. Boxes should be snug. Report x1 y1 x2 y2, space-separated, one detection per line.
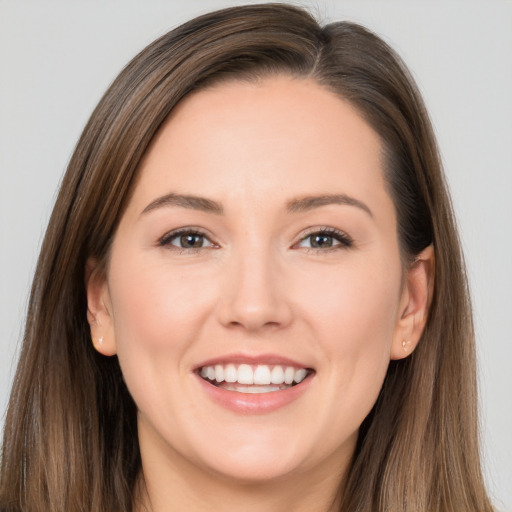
218 237 292 331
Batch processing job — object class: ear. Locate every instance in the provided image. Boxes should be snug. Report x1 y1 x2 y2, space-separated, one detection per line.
390 245 435 360
85 258 117 356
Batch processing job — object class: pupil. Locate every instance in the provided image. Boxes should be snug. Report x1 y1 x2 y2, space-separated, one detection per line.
312 235 332 248
181 234 202 248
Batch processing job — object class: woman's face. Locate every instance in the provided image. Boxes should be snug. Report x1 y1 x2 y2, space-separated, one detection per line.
88 76 427 485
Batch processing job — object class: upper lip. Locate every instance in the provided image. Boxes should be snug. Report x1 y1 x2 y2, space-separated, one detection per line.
193 353 313 371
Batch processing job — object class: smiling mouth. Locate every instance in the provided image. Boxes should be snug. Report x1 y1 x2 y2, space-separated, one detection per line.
198 363 313 393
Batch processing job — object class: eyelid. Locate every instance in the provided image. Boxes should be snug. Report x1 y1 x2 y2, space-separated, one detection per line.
293 226 354 250
158 226 218 250
157 225 353 252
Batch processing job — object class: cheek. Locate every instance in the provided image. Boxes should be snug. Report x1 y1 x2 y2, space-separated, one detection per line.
105 252 221 428
301 256 401 347
106 252 218 398
296 255 401 409
109 253 212 345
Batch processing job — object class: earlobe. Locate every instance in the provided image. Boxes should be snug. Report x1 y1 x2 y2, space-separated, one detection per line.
390 245 435 360
85 258 117 356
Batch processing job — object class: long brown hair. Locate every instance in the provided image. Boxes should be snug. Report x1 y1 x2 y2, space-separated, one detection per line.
0 4 493 511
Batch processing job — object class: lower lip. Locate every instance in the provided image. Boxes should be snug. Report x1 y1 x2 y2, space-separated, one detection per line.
195 373 314 414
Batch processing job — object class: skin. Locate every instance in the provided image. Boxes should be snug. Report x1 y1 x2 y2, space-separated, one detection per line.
87 76 433 512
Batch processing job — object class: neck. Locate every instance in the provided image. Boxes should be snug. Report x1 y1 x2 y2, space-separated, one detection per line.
135 465 345 512
133 426 353 512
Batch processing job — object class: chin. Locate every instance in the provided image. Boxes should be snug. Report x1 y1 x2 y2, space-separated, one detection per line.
201 451 303 484
184 424 311 483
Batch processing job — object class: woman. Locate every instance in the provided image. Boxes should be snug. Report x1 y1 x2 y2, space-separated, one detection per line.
0 3 494 511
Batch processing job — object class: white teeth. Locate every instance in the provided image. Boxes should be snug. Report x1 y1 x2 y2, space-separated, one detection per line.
224 363 237 383
284 366 295 385
271 365 285 385
198 363 310 389
253 365 271 385
224 385 282 393
294 368 307 383
214 365 224 382
237 364 254 385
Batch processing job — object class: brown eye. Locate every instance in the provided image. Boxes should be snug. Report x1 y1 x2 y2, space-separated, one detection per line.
309 234 335 248
296 229 353 250
178 233 205 248
160 230 214 250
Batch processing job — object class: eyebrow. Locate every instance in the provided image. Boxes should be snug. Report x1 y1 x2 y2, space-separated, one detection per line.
286 194 373 217
141 192 372 217
141 193 224 215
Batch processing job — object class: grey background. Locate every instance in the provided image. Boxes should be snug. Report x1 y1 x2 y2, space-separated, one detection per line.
1 1 511 509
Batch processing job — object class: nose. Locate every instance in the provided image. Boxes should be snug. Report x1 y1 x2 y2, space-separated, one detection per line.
216 246 294 332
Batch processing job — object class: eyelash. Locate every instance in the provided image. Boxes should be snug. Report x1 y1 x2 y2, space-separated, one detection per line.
158 227 353 253
295 227 353 253
158 228 216 254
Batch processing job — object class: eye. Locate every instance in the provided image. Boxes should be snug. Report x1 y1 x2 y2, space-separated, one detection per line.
295 228 353 251
159 229 215 251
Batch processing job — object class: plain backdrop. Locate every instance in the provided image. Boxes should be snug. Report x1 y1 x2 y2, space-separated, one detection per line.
1 0 511 509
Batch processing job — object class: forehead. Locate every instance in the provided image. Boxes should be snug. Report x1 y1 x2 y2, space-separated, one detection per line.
132 75 388 214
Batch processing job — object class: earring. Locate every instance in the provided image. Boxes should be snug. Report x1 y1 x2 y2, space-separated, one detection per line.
402 340 412 352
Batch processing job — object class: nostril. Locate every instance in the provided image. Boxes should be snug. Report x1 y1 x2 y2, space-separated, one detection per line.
217 298 293 332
